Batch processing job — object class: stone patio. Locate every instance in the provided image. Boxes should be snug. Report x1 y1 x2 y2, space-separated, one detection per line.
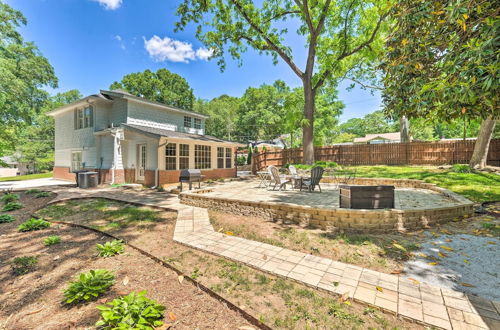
40 185 497 329
199 180 462 210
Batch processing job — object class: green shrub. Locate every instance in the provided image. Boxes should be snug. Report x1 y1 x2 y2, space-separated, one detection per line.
451 164 472 173
12 256 38 275
63 269 115 304
18 218 50 232
326 161 338 168
0 214 16 223
1 193 19 203
96 291 165 329
96 240 125 257
35 191 51 198
25 188 42 194
43 235 62 246
2 202 23 211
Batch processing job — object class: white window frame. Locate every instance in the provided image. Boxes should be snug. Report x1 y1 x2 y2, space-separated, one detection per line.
194 118 202 129
71 151 83 172
184 116 192 128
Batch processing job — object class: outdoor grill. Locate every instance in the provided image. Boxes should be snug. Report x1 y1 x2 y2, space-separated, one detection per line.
179 169 203 191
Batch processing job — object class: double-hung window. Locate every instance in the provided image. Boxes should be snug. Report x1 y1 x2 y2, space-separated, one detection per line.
184 116 192 128
194 118 201 129
75 106 93 129
165 143 177 170
195 145 211 169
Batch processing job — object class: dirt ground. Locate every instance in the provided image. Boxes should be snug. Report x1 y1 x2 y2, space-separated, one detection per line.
0 193 252 329
33 197 422 330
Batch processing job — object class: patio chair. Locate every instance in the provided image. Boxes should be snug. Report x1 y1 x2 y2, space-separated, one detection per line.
289 165 298 176
269 165 290 191
300 166 324 192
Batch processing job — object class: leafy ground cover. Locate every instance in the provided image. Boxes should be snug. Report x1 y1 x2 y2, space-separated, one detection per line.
35 198 420 329
0 172 52 182
291 164 500 203
0 194 256 329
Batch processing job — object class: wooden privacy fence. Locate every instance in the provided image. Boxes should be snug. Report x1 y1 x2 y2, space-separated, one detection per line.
252 139 500 172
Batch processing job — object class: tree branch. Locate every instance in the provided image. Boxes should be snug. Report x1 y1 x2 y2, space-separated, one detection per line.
264 10 301 23
345 77 383 90
229 0 304 79
313 10 388 91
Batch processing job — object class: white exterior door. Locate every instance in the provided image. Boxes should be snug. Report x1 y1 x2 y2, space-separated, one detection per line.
136 144 146 181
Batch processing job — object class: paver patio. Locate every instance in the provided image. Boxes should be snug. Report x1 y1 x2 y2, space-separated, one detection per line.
43 185 499 329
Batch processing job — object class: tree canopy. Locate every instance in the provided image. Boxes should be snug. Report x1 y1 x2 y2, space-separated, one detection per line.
0 1 57 156
381 0 499 120
176 0 392 163
110 68 195 110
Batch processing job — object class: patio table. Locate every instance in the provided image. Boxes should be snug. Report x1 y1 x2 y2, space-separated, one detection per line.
286 175 307 189
257 171 271 188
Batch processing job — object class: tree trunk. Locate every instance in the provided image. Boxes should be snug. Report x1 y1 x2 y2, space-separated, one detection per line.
400 116 410 142
469 116 496 169
302 81 315 165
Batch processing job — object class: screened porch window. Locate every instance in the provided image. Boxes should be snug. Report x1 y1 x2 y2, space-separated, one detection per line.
195 145 211 169
179 144 189 169
225 148 232 168
217 147 224 169
165 143 177 170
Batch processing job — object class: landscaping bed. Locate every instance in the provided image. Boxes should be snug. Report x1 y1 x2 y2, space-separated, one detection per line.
0 194 255 329
34 198 421 329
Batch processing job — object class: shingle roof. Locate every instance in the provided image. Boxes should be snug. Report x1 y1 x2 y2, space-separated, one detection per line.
122 124 242 145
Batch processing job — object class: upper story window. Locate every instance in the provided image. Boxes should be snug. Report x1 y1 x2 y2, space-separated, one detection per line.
184 116 192 128
75 106 93 129
194 118 201 129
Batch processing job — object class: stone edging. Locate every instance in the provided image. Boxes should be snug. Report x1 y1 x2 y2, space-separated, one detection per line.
179 177 474 233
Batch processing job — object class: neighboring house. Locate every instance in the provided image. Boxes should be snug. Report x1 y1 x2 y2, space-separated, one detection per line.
353 132 402 144
47 90 242 186
0 156 32 177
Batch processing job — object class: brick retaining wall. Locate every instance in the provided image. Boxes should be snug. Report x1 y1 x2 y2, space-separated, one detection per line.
179 178 474 233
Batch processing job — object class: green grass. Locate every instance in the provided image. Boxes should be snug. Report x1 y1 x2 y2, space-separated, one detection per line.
349 165 500 203
0 172 52 182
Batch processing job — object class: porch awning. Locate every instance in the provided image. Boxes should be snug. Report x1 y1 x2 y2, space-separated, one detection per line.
122 123 244 146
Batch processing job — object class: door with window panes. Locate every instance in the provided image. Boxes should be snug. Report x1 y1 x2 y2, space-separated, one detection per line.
136 144 146 181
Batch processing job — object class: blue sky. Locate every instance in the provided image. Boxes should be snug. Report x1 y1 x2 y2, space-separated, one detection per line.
8 0 381 122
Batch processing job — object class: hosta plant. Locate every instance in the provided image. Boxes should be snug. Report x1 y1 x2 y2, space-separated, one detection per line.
18 218 51 232
1 193 19 203
0 214 16 223
43 235 62 246
2 202 24 212
96 291 165 329
35 191 51 198
12 256 38 275
96 240 125 257
63 269 115 304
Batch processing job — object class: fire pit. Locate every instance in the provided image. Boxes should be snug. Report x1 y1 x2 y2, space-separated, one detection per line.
179 169 204 191
339 185 395 209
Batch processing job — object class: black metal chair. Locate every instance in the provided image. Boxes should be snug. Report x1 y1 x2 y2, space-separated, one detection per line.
300 166 324 192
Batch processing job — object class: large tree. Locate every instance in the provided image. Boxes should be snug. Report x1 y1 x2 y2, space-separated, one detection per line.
110 68 195 110
14 90 82 171
176 0 391 164
194 94 240 140
381 0 499 168
0 1 57 156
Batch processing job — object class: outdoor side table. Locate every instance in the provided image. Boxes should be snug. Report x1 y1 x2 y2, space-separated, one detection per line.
257 171 271 188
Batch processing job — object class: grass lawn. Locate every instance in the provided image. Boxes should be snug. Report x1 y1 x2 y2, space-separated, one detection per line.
350 165 500 203
0 172 52 182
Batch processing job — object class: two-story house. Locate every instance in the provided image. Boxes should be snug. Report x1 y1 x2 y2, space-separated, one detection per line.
48 89 241 186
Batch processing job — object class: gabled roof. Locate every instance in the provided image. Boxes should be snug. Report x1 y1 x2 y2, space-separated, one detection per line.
353 132 401 143
122 124 243 146
47 89 208 119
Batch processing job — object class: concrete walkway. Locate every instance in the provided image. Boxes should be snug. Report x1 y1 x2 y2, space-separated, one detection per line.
0 178 73 190
48 187 498 330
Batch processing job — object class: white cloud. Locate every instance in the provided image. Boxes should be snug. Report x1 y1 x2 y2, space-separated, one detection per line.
143 35 213 63
93 0 122 10
114 35 125 50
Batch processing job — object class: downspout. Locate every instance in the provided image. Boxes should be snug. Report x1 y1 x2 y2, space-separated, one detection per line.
152 137 161 189
110 129 117 185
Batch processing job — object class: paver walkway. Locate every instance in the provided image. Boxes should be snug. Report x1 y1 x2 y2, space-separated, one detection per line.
46 186 498 330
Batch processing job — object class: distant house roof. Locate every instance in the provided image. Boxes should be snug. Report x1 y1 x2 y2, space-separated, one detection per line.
353 132 401 143
122 124 244 146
